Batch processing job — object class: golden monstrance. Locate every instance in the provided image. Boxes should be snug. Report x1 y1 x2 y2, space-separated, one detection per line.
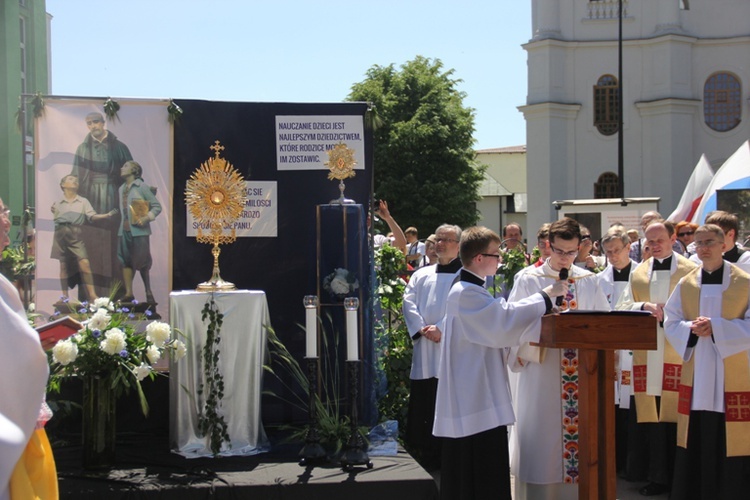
184 140 247 291
325 142 357 204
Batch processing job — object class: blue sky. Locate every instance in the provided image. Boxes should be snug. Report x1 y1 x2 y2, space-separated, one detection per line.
46 0 531 150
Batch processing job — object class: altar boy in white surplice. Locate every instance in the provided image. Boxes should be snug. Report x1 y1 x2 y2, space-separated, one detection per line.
664 224 750 499
433 226 567 500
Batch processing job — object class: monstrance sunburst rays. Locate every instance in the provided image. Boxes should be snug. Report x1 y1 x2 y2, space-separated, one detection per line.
325 142 357 204
184 140 247 290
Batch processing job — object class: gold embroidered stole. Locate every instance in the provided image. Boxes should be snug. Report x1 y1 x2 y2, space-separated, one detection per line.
631 256 695 423
677 265 750 456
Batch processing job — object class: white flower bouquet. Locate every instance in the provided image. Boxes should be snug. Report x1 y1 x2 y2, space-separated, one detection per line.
49 298 187 415
323 267 359 300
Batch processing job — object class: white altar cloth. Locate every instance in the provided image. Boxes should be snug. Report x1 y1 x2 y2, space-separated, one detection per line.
169 290 270 458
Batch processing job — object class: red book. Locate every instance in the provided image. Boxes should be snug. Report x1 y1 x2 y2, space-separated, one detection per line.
36 316 83 351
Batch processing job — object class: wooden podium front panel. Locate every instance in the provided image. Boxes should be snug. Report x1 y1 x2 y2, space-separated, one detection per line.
538 312 657 351
536 311 656 500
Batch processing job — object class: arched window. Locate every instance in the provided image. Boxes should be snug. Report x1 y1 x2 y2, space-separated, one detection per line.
704 73 741 132
594 75 619 136
594 172 619 199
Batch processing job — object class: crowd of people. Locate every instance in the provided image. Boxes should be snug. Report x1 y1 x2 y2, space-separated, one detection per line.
392 209 750 500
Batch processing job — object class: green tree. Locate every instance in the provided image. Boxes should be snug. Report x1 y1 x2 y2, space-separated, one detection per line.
348 56 485 234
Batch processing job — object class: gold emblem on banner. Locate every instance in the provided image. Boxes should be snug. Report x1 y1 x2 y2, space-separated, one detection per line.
325 142 357 204
184 140 247 291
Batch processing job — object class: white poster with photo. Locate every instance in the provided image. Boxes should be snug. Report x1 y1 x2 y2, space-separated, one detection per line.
35 99 171 320
275 115 365 170
186 181 277 237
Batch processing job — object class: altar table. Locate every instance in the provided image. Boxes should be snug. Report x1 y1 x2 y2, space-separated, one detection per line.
169 290 270 457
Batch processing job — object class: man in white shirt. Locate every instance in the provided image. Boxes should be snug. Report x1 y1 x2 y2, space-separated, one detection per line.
664 224 750 498
405 226 426 269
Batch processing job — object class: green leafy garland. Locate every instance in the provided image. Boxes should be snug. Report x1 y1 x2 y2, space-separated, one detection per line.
197 295 230 455
103 97 121 122
497 247 527 290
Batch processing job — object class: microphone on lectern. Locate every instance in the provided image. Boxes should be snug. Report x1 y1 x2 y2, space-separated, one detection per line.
556 267 569 307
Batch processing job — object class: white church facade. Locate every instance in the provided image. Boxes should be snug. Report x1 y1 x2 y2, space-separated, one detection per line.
521 0 750 235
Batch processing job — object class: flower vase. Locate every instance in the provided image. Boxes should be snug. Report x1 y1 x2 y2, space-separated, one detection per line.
82 374 116 470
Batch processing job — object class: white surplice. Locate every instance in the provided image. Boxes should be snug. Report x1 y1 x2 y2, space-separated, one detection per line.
0 274 48 500
617 252 689 396
508 261 609 491
597 260 636 407
432 271 547 438
664 263 750 413
402 263 460 379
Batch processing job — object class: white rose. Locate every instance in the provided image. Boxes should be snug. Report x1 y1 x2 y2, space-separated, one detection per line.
330 276 350 295
172 339 187 361
134 362 151 381
93 297 114 311
100 327 127 355
87 309 111 331
146 345 161 364
146 321 171 348
52 339 78 365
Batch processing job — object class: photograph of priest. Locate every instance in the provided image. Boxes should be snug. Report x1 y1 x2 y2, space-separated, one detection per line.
616 219 697 496
71 111 133 298
508 217 609 500
664 224 750 498
433 226 567 500
402 224 462 472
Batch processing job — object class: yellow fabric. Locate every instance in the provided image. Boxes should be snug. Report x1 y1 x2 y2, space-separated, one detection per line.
631 255 696 423
677 265 750 456
9 428 59 500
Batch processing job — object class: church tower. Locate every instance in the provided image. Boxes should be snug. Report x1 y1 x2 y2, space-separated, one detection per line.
522 0 750 234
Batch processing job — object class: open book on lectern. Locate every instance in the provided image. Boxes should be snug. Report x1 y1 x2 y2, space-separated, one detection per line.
560 309 652 316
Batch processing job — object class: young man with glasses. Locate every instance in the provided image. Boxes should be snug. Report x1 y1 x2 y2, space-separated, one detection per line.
433 226 567 499
616 219 697 496
689 211 750 273
664 224 750 498
507 217 609 500
402 224 462 471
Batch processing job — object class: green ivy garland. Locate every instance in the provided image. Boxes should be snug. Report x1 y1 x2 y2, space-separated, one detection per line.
167 99 183 124
103 97 121 122
197 294 230 455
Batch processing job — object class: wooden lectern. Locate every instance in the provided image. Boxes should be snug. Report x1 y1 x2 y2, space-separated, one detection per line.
538 311 657 500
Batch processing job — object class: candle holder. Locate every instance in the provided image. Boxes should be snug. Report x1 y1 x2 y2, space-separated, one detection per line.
299 356 327 465
340 359 372 471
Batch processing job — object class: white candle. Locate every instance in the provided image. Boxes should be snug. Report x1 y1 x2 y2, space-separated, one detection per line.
346 308 358 361
305 307 317 358
303 295 318 358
